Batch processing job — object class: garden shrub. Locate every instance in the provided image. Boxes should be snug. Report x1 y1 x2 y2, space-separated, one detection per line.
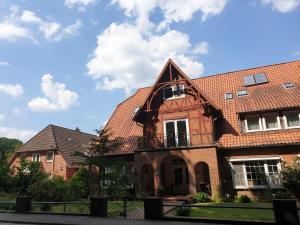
176 205 191 216
237 195 251 203
193 192 210 203
280 159 300 200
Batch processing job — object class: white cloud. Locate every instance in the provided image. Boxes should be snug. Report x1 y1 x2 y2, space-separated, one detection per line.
54 20 82 41
0 114 5 122
28 73 79 112
0 83 24 97
262 0 300 13
0 60 9 66
0 8 81 42
0 126 36 142
87 23 204 95
112 0 227 30
65 0 98 11
0 22 32 41
193 41 209 55
20 10 63 40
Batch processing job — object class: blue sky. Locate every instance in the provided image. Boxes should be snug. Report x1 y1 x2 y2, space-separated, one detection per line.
0 0 299 142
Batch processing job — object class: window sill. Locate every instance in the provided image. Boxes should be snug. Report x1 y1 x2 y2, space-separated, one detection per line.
234 186 283 190
46 160 53 163
164 95 185 101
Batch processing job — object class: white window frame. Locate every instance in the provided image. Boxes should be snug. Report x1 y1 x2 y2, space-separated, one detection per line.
163 84 185 100
283 111 300 129
32 153 40 162
230 157 282 189
163 119 190 147
244 115 262 132
262 113 281 131
46 151 54 162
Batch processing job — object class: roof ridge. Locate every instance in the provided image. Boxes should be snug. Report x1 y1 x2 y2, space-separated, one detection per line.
17 124 56 152
50 124 95 136
196 59 300 80
133 59 300 91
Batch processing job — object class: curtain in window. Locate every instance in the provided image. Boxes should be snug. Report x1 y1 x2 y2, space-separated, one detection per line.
286 112 300 127
247 117 260 130
264 115 279 129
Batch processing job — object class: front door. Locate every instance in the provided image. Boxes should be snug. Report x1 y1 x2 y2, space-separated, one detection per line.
173 164 189 194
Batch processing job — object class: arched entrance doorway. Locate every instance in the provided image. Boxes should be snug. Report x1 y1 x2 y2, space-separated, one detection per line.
141 164 154 195
195 161 211 195
160 156 189 195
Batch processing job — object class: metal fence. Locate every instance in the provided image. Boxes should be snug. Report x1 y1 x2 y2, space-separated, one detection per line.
162 201 300 223
107 197 144 220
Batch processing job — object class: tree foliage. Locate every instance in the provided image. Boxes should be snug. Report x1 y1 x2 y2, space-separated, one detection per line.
12 157 48 196
76 128 133 197
0 137 23 160
0 160 12 192
280 159 300 200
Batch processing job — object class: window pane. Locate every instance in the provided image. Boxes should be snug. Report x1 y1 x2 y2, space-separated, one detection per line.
286 112 300 127
243 75 255 86
225 92 233 100
164 87 173 99
245 161 266 186
47 152 53 161
173 85 184 97
254 73 268 84
246 116 261 131
232 163 246 187
282 83 295 89
166 122 176 147
237 90 248 96
267 160 281 186
264 114 279 129
177 120 188 146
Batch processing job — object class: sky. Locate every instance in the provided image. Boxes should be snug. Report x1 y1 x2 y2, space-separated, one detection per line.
0 0 300 142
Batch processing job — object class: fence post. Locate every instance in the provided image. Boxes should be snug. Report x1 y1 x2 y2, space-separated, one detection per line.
144 197 163 220
273 199 299 225
90 197 107 217
16 196 31 213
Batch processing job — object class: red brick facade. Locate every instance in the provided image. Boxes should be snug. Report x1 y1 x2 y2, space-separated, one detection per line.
105 59 300 198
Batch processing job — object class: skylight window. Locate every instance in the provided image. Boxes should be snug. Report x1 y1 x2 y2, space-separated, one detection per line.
225 92 233 100
243 73 268 86
237 90 248 97
282 83 295 89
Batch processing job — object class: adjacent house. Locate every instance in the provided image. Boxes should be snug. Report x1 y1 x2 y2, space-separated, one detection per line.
9 125 96 179
104 59 300 198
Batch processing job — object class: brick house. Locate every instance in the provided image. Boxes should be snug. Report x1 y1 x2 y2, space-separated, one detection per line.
104 59 300 198
10 125 96 179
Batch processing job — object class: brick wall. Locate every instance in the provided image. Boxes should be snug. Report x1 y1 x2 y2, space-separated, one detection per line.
218 146 300 198
10 150 74 179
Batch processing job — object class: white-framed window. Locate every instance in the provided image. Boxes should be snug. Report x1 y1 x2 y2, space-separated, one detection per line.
32 153 40 162
262 113 281 131
163 84 185 100
283 111 300 129
46 151 54 162
163 119 190 147
230 157 282 189
244 115 262 132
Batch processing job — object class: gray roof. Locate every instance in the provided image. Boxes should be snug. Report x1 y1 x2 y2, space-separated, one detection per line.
17 125 96 167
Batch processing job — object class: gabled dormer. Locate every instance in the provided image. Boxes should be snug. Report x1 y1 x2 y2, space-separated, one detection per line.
134 59 220 150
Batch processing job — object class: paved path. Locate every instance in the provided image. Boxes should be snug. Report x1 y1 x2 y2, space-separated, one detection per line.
0 212 224 225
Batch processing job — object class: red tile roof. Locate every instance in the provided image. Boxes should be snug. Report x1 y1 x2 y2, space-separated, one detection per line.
105 60 300 153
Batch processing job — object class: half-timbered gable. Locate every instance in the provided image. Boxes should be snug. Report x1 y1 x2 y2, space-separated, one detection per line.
134 59 220 150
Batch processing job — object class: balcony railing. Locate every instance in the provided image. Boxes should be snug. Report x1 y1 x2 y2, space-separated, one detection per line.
137 132 213 150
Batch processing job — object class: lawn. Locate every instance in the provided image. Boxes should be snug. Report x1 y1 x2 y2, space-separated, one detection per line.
30 200 143 215
182 202 300 222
